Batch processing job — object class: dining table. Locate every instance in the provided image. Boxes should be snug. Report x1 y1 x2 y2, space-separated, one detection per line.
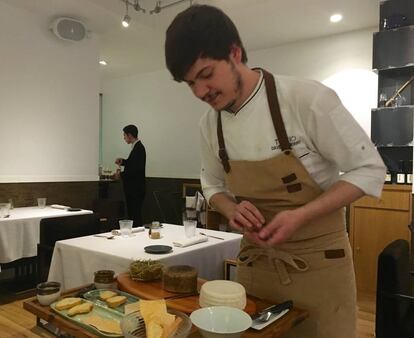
48 224 242 290
0 206 92 271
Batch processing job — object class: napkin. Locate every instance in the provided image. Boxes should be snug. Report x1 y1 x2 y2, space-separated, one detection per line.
173 235 208 247
251 308 290 330
50 204 70 210
111 227 145 236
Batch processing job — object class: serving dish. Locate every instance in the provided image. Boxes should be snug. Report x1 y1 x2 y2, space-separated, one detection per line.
51 299 123 338
83 289 139 314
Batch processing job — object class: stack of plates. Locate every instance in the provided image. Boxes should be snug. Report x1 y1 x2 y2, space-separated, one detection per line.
199 280 246 310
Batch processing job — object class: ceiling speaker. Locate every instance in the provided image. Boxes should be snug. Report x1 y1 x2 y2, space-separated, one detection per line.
50 17 87 42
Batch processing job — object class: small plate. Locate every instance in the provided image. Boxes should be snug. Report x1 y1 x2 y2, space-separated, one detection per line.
144 245 172 254
67 207 82 212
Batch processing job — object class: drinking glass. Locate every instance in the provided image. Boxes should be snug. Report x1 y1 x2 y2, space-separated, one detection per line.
0 203 10 218
119 219 133 237
184 220 197 238
37 198 47 209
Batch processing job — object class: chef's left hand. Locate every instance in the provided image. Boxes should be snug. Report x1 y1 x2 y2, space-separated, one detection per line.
257 209 307 246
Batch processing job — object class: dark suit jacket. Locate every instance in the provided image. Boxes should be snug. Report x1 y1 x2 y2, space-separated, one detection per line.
121 140 146 196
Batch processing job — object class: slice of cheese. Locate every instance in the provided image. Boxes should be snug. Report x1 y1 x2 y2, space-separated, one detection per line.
106 295 127 308
139 299 167 322
55 297 82 311
140 299 181 338
161 317 182 338
67 302 93 316
147 321 163 338
124 301 140 315
99 290 118 301
83 315 122 335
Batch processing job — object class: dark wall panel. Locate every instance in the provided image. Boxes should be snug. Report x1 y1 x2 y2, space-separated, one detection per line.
0 182 99 209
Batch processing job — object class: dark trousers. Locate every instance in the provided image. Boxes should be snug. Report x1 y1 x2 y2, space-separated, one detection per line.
125 192 145 226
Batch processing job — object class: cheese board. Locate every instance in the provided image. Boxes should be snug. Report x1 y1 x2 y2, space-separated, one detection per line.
117 272 256 315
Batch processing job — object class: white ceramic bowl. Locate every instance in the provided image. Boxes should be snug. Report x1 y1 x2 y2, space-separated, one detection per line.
36 281 61 306
190 306 252 338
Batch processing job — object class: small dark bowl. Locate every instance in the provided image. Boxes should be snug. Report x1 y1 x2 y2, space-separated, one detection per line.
36 281 61 305
94 270 115 283
94 270 116 288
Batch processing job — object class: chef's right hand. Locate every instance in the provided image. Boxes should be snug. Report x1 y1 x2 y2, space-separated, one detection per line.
228 200 265 232
115 158 123 166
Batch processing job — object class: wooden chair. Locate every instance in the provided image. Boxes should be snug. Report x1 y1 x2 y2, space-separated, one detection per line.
37 213 100 282
376 239 414 338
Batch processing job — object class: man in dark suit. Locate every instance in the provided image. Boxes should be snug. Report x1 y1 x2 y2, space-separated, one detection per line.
115 125 146 226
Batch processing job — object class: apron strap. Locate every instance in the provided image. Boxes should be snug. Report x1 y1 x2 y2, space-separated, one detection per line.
237 246 309 285
217 111 231 173
259 68 291 152
216 68 292 173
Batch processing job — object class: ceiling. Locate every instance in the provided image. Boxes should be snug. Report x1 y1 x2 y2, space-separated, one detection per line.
4 0 380 80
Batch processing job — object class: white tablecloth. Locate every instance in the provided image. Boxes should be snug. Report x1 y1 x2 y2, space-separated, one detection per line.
48 224 242 290
0 206 92 269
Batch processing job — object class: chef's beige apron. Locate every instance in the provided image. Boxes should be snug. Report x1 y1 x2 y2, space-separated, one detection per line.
217 69 357 338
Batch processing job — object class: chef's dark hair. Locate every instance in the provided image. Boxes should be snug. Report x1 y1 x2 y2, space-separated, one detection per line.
123 125 138 138
165 4 247 82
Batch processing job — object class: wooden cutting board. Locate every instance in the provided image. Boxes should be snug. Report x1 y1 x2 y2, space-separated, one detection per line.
117 272 256 315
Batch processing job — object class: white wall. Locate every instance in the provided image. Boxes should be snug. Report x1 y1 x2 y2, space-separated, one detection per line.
0 2 100 183
249 28 378 135
102 69 205 178
102 28 377 178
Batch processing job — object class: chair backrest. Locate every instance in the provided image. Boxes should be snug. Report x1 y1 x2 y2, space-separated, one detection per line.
153 190 182 224
39 213 100 247
376 239 414 338
182 183 202 198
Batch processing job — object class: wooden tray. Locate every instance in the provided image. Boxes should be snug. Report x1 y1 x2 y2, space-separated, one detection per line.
24 284 309 338
117 273 256 315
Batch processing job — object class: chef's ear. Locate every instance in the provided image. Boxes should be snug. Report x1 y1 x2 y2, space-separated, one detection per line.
229 44 242 63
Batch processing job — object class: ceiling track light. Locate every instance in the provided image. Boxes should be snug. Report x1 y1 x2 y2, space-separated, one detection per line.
120 0 192 19
122 0 130 27
150 0 193 15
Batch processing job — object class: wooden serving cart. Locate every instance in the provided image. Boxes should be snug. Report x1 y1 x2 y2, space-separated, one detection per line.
23 276 308 338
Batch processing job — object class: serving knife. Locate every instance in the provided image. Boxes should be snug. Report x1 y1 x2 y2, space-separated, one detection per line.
251 300 293 321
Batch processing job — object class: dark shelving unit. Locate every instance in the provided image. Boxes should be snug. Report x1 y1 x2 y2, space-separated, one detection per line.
372 0 414 179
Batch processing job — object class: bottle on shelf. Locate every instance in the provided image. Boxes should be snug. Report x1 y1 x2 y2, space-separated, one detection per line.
385 170 392 184
406 160 413 184
379 93 387 107
396 160 406 184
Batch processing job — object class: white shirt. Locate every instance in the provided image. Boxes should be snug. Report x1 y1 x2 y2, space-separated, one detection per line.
130 139 138 149
199 72 386 203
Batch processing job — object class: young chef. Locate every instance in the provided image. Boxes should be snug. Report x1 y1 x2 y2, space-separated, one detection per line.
164 5 386 337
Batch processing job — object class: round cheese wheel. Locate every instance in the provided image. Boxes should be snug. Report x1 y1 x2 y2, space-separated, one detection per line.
162 265 198 294
199 280 246 309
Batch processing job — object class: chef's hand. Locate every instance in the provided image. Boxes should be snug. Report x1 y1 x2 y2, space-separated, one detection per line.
115 158 123 166
228 200 265 232
257 209 306 246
